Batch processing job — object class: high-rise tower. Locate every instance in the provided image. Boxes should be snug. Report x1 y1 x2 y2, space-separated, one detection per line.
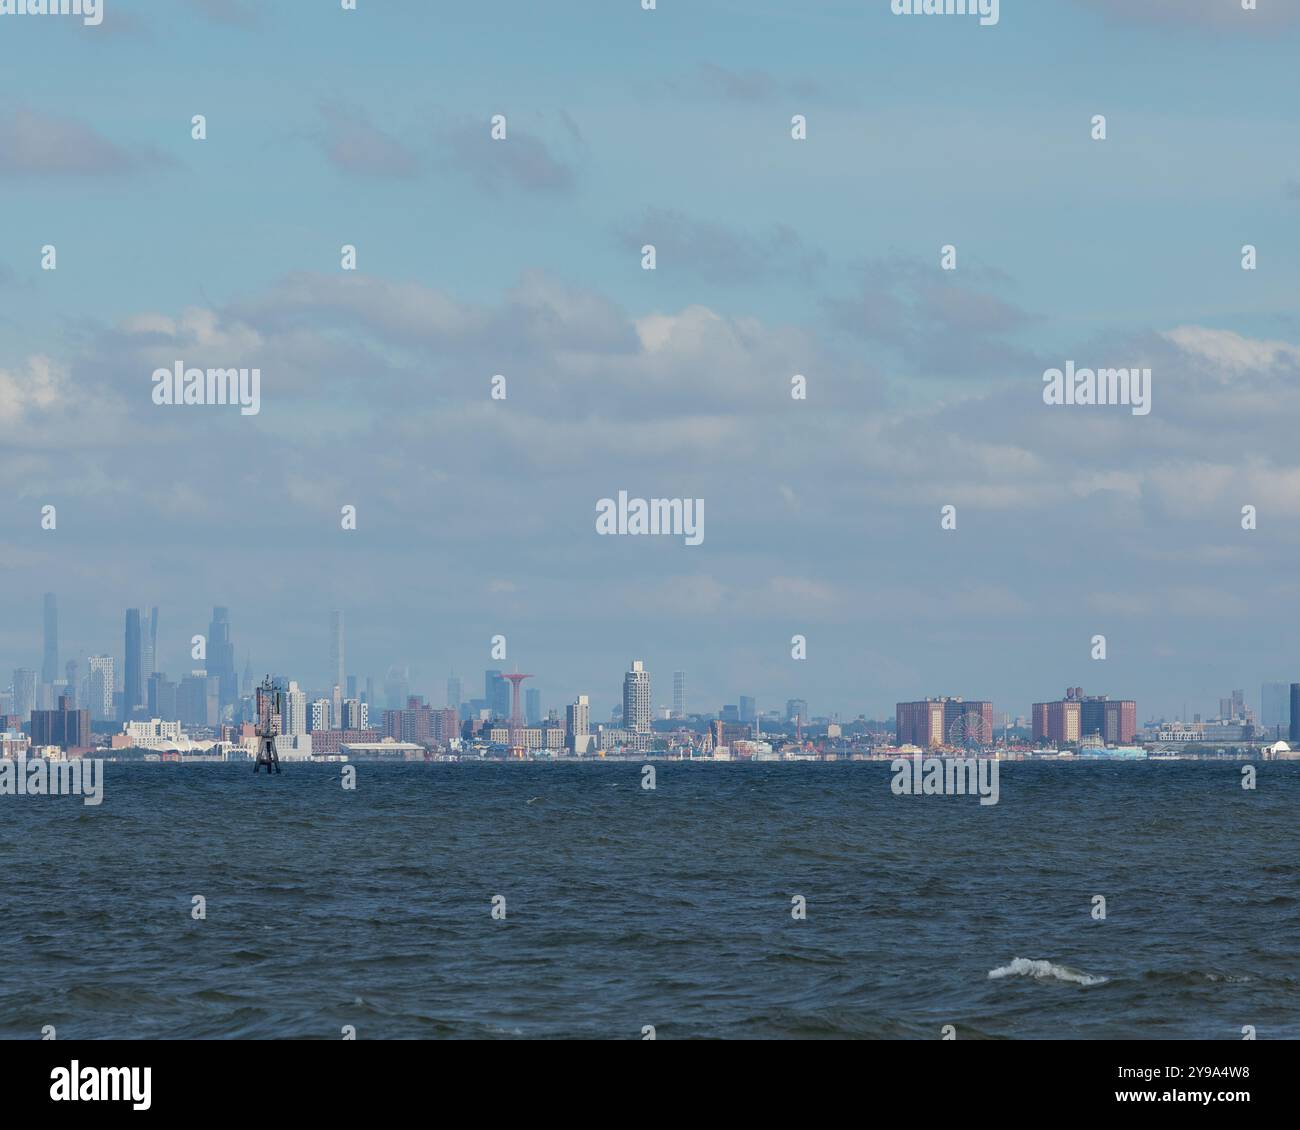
567 695 591 754
624 660 651 751
142 607 159 680
208 606 238 708
123 609 143 720
88 655 114 720
41 593 58 685
11 668 36 723
330 611 345 692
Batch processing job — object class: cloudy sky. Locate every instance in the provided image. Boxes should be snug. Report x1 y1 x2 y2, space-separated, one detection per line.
2 0 1300 723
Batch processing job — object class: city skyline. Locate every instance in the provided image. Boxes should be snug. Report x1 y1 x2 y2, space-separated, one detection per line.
4 592 1298 730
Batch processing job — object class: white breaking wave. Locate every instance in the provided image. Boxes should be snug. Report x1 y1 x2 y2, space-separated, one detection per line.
988 958 1107 986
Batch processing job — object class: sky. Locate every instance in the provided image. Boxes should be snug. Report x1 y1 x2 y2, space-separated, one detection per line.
2 0 1300 723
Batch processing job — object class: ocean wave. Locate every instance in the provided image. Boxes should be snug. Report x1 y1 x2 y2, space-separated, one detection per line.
988 958 1107 986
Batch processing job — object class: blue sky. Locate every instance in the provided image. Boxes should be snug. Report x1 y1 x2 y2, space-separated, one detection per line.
3 0 1300 722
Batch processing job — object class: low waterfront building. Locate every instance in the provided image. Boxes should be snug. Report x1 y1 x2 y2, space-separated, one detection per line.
121 719 185 745
274 733 313 761
0 730 30 759
339 739 424 761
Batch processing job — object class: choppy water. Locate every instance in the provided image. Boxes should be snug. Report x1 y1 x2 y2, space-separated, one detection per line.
2 761 1296 1039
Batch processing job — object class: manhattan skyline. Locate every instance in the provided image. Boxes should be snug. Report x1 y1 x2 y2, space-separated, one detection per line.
4 592 1296 732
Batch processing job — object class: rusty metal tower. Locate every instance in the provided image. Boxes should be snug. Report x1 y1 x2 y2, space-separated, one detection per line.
254 676 282 775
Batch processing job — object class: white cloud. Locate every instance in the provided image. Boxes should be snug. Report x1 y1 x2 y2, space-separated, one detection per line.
0 356 65 424
1163 325 1300 377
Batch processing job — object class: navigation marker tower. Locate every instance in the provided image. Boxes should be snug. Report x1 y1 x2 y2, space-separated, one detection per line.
254 675 283 775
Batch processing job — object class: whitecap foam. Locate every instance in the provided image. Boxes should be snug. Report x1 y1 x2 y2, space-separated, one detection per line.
988 958 1107 986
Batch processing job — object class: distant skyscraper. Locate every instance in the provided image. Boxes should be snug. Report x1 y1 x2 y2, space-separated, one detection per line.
1262 682 1288 731
567 694 591 753
88 655 114 720
446 676 463 712
330 611 345 691
123 608 144 719
179 672 218 728
384 666 410 709
525 688 541 726
142 607 159 680
208 607 237 708
150 674 178 721
309 698 332 732
517 686 538 722
739 695 756 724
41 593 58 685
1289 684 1300 743
786 699 808 724
485 670 509 719
11 668 37 723
672 671 686 718
64 659 78 709
342 698 368 729
282 681 307 736
623 660 651 750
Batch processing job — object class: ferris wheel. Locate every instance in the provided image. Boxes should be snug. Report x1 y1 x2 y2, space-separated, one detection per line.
946 712 992 749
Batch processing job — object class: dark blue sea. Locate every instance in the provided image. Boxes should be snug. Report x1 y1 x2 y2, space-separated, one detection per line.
2 761 1297 1039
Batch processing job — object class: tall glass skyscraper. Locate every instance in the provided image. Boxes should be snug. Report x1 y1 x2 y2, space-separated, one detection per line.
11 668 37 723
142 606 159 680
123 608 143 719
485 670 509 720
88 655 114 721
1261 682 1288 731
208 607 238 708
